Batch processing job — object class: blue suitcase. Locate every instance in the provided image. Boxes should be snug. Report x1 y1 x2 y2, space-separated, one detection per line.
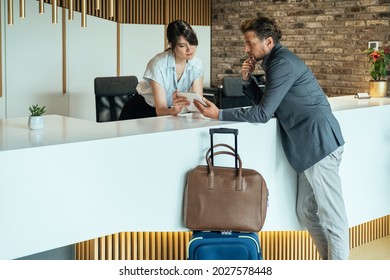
187 231 262 260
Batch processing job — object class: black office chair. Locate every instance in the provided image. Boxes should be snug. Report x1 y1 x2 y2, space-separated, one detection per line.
94 76 138 122
220 76 254 109
203 86 221 107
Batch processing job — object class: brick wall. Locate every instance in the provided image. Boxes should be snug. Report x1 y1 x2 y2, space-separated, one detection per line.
211 0 390 96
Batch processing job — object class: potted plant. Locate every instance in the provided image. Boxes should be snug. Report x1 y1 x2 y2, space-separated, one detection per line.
363 46 390 97
28 104 46 130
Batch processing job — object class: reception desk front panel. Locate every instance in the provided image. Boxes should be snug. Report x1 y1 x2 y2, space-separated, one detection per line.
1 96 389 259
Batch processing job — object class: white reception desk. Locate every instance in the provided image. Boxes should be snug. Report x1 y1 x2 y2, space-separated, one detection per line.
1 95 390 259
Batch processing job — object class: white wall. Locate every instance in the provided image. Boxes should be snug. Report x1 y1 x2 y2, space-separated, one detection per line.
67 12 117 121
4 1 67 118
1 3 211 122
121 24 165 81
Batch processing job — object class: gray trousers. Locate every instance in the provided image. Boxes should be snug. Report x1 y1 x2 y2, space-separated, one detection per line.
297 145 349 260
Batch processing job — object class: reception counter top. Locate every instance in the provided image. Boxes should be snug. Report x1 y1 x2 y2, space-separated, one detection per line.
1 95 390 259
0 112 235 151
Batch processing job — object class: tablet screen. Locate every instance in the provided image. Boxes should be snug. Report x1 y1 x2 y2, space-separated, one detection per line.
177 92 206 112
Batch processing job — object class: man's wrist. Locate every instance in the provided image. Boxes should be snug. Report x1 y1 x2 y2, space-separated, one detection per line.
218 109 223 120
242 78 251 87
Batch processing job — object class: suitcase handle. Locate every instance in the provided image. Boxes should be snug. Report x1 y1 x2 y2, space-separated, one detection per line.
209 128 238 135
209 128 238 168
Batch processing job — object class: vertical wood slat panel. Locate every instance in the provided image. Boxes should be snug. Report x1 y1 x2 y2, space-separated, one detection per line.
156 231 161 260
62 8 67 93
75 243 80 259
76 215 390 260
161 232 167 260
139 232 144 259
89 238 99 260
99 235 105 260
119 232 125 260
131 232 137 259
41 0 211 25
125 232 131 260
143 232 149 260
113 232 119 260
149 232 156 260
105 235 112 260
116 23 120 76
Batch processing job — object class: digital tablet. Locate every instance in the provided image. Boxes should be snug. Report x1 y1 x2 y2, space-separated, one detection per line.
177 92 207 112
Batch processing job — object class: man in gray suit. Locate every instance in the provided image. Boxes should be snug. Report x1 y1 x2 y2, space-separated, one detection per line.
194 16 349 260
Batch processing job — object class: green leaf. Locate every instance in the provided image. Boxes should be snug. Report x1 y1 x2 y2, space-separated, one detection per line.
28 104 46 116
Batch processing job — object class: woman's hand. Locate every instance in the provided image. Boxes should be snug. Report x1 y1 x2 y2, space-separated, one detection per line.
171 90 190 115
242 56 257 80
193 97 219 119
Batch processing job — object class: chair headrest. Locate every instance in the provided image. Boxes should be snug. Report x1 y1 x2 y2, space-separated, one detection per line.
94 76 138 97
222 76 245 97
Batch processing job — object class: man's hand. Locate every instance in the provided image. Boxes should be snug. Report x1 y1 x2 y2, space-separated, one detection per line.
193 98 220 119
242 56 257 80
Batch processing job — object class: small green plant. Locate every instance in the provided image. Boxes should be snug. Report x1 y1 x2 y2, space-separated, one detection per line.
29 104 46 116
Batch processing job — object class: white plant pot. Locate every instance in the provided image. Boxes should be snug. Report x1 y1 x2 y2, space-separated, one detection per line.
28 115 45 130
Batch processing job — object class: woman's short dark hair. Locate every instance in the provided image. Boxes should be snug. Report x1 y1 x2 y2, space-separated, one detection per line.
166 20 198 50
240 17 282 44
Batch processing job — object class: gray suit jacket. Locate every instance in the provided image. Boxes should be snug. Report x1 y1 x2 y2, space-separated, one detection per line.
221 44 344 172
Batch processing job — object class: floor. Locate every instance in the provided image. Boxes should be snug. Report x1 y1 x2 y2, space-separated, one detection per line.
349 235 390 260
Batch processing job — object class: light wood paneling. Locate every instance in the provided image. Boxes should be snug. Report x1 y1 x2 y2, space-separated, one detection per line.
76 215 390 260
42 0 211 25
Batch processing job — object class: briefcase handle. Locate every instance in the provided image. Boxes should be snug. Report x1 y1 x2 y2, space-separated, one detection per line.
205 147 244 191
205 143 236 162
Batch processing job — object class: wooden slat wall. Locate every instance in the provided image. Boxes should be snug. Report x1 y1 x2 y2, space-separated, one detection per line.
76 231 192 260
42 0 211 25
76 215 390 260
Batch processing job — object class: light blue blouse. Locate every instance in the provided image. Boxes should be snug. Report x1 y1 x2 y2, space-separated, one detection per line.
136 50 204 107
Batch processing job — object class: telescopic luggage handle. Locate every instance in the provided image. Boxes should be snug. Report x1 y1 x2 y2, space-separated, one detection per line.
209 128 238 168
